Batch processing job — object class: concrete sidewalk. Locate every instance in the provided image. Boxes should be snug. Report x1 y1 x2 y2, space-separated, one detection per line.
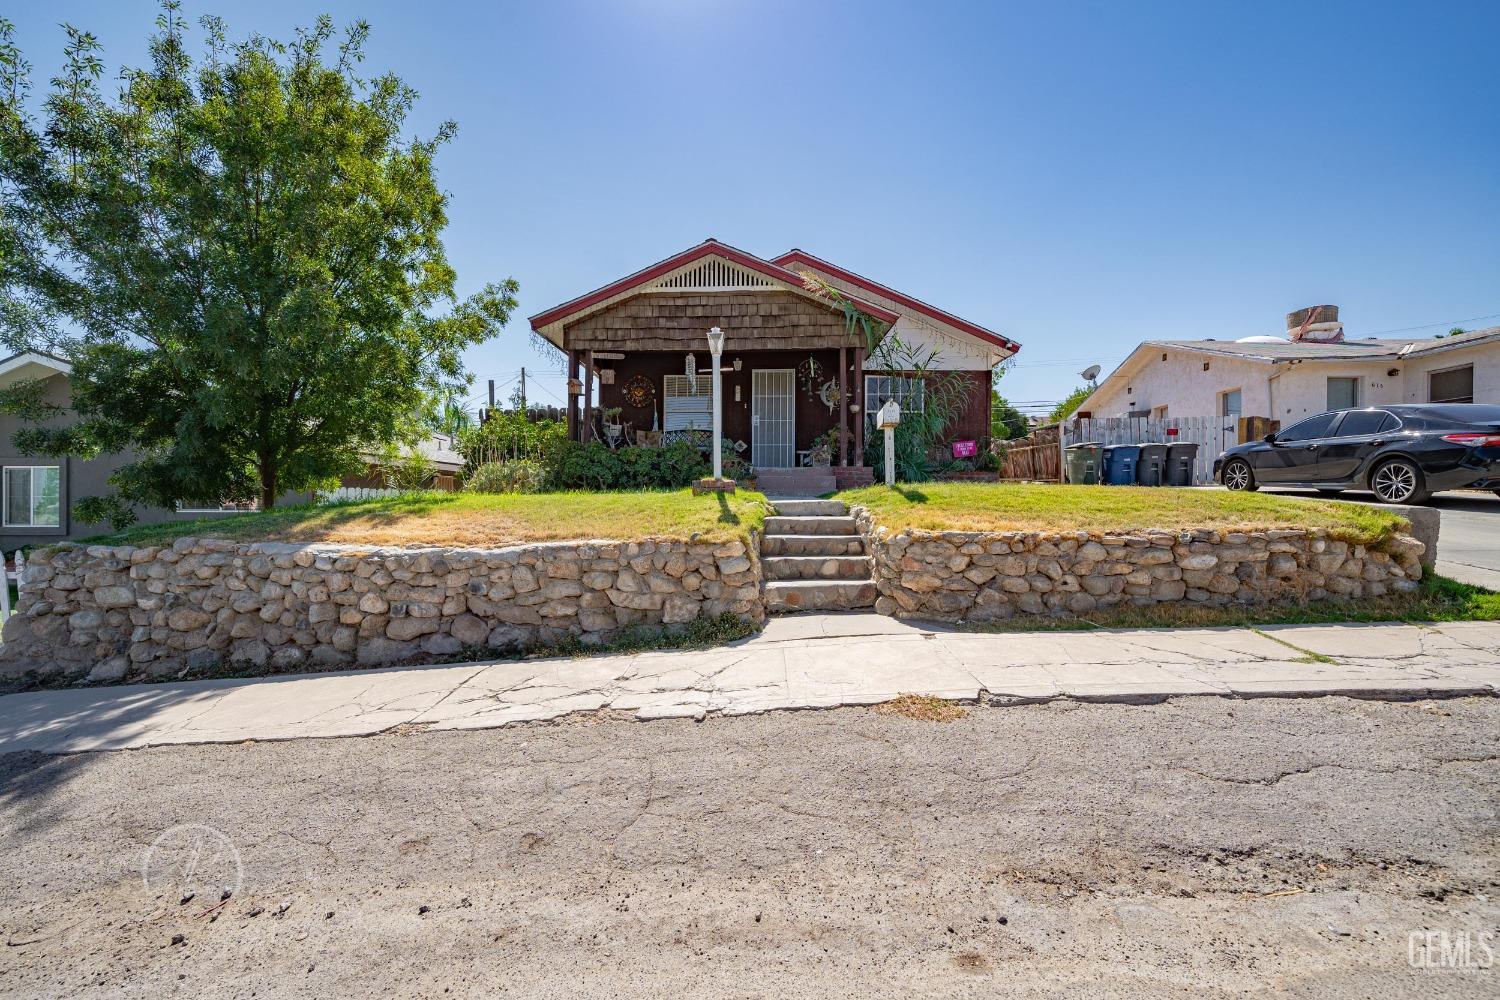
1 614 1497 754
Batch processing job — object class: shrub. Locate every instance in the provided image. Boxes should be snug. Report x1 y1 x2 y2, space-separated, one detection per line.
457 414 567 468
383 447 436 493
464 460 548 494
547 440 709 490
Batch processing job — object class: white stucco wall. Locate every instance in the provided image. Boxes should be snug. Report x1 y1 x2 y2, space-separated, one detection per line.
1397 341 1500 405
1084 343 1500 421
1083 348 1277 418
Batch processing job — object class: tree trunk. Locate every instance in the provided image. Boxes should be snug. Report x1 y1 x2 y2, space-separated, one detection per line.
259 458 278 510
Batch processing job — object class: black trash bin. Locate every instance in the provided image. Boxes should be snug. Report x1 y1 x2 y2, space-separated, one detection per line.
1166 442 1199 486
1136 443 1169 486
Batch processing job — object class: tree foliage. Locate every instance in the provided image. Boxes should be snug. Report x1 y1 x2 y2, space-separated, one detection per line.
0 5 516 509
1048 385 1093 424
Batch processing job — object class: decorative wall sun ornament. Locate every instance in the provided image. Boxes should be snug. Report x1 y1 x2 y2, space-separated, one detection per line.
818 379 842 413
796 355 824 393
621 374 654 408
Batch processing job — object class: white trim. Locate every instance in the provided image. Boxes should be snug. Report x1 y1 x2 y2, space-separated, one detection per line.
0 352 71 379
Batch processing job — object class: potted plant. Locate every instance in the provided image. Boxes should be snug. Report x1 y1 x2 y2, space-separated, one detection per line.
602 407 624 446
807 428 837 468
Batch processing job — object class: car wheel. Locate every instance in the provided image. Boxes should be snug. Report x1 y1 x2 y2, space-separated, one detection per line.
1222 459 1257 492
1370 457 1430 505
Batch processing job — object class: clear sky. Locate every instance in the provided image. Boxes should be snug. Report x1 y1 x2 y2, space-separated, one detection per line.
13 1 1500 417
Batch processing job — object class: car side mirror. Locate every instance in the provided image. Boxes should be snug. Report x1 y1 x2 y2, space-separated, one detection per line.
1263 433 1277 444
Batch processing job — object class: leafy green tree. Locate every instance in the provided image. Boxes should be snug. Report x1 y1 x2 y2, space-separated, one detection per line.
1048 385 1093 424
0 6 516 509
991 391 1027 440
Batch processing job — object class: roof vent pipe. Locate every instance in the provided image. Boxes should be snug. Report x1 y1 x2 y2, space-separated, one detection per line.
1286 304 1343 343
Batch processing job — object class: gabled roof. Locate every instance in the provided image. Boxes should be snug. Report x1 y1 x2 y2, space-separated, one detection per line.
0 350 71 388
771 249 1021 354
527 239 901 344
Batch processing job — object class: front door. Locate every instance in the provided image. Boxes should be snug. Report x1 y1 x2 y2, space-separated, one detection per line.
751 369 795 469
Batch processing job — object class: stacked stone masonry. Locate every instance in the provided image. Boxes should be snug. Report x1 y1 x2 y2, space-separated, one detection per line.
0 537 763 685
849 506 1427 622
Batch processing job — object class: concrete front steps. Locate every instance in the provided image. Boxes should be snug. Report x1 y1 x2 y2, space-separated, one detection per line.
761 499 877 613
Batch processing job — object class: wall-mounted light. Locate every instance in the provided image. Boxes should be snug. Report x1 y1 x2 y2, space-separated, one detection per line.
733 357 742 371
1387 368 1400 377
1203 362 1211 371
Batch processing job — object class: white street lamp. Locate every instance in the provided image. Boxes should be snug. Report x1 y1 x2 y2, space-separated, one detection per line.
706 326 726 483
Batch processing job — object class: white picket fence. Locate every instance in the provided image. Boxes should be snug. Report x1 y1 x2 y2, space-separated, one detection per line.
0 550 25 623
1062 416 1240 485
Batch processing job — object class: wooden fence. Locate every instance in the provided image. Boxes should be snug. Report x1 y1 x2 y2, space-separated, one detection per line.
1062 415 1241 485
997 425 1062 481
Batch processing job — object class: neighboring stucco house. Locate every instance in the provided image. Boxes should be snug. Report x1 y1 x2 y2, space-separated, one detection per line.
0 350 462 554
1079 306 1500 423
529 239 1019 488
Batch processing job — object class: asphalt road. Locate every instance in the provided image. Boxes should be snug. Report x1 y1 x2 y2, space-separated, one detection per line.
2 696 1497 998
1261 488 1500 589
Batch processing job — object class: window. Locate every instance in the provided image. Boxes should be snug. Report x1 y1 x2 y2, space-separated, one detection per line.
1219 389 1242 418
662 374 712 432
1429 365 1474 404
1334 410 1397 437
3 466 61 528
865 376 925 415
1276 412 1338 442
1326 377 1359 410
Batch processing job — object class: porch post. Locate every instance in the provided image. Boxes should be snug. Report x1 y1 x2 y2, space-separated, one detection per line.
853 344 866 464
582 349 595 444
838 346 849 467
566 350 580 441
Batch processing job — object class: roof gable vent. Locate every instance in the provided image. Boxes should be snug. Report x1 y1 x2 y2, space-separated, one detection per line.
647 256 779 293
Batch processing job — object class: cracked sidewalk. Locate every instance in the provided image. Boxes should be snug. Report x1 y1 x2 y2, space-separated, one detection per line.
1 615 1497 754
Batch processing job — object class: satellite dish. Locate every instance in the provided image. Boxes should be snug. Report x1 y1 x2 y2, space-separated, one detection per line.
1080 364 1101 383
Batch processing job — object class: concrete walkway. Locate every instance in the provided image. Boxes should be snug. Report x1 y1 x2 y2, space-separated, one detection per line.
1 614 1497 754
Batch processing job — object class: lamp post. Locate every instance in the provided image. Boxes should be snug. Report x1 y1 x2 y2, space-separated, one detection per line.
706 326 726 484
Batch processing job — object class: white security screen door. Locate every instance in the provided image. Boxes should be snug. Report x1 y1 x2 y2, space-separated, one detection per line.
751 369 795 468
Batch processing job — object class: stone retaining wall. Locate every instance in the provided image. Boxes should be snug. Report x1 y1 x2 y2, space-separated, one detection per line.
0 537 763 686
850 506 1426 621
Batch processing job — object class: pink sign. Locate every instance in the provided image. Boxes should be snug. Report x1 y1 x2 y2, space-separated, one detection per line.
951 439 978 459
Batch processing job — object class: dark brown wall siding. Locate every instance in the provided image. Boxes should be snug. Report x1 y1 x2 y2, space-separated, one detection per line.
595 355 991 458
564 291 861 352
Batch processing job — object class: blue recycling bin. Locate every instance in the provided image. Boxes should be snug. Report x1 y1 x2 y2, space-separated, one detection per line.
1101 445 1141 485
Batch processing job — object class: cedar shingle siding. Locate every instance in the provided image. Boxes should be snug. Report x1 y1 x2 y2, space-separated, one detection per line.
563 291 859 352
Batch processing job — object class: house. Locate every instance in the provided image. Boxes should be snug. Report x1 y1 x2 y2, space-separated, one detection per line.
0 350 462 552
528 239 1019 488
1078 305 1500 423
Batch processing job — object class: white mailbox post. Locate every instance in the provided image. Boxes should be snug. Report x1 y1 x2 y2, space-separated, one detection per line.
876 399 901 486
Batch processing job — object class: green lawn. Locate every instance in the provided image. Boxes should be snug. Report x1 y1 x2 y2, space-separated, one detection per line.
838 482 1406 544
84 489 771 549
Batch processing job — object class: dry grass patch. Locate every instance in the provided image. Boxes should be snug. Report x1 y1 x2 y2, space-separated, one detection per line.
838 482 1405 544
86 489 771 549
873 694 970 722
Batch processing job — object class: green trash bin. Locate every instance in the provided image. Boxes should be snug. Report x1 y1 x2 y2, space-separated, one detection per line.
1065 442 1103 484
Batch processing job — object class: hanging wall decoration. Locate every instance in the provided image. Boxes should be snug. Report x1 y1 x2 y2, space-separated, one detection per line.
796 355 824 394
818 379 843 413
621 373 654 409
685 353 697 394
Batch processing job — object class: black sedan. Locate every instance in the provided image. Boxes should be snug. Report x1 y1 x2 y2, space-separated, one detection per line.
1214 403 1500 504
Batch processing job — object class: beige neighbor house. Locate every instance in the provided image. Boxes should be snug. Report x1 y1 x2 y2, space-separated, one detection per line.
1078 305 1500 425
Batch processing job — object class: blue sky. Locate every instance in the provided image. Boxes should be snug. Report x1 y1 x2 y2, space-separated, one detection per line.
14 1 1500 416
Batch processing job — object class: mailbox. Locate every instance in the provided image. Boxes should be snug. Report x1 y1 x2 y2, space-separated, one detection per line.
876 399 901 429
